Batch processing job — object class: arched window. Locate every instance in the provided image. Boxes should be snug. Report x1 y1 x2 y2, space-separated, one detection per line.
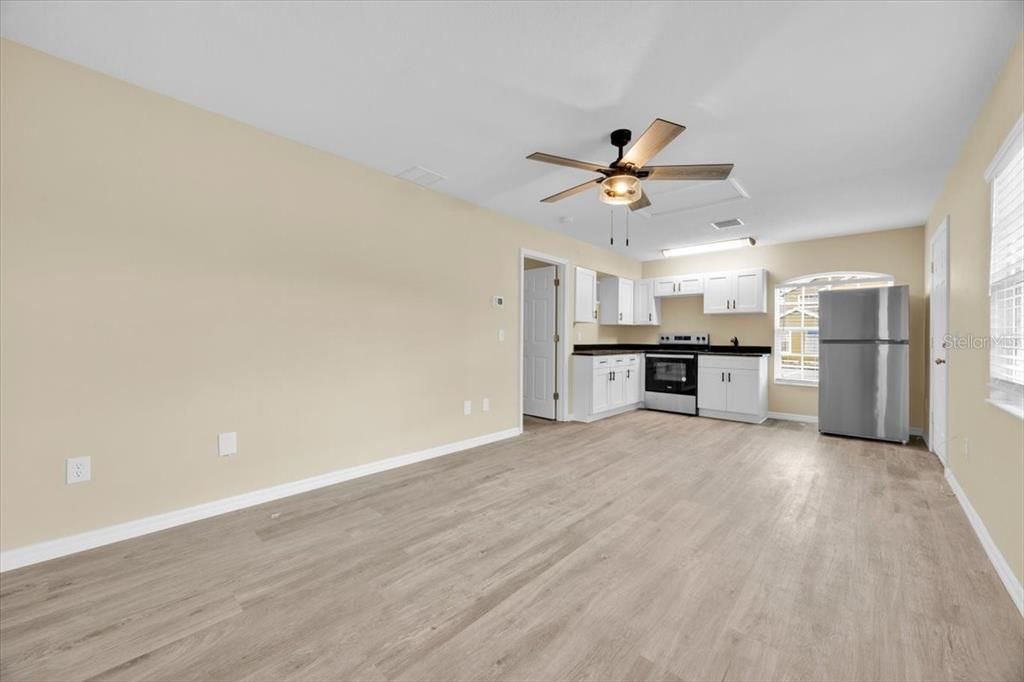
774 272 894 386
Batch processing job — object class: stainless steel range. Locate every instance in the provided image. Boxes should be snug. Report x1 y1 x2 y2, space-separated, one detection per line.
644 332 709 415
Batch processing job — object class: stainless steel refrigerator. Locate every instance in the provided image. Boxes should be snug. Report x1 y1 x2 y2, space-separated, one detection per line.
818 285 910 443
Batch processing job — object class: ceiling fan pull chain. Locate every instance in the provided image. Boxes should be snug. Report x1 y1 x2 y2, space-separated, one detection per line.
626 207 630 247
609 208 614 245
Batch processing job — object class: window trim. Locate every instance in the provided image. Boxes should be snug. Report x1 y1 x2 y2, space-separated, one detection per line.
985 113 1024 420
773 272 895 387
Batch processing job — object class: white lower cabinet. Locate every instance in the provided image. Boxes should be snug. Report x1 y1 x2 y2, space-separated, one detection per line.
572 354 643 422
697 354 768 423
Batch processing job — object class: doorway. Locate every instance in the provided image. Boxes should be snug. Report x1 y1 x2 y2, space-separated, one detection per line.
929 217 950 464
520 249 569 425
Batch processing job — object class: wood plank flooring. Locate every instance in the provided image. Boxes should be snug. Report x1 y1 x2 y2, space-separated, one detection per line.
1 412 1021 681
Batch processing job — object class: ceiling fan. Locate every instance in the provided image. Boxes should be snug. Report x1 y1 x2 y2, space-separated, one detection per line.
527 118 733 211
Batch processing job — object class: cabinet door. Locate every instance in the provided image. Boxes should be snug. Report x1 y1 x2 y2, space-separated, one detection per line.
697 367 727 410
610 368 628 407
592 368 611 413
574 267 598 323
725 369 760 414
733 269 766 313
703 273 733 314
654 278 678 297
634 280 659 325
624 366 641 404
619 279 635 324
678 275 703 295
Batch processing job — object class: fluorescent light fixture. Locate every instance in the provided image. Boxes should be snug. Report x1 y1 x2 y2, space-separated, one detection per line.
662 237 756 258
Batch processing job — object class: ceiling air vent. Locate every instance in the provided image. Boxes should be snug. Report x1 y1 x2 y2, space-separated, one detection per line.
711 218 744 230
396 166 446 187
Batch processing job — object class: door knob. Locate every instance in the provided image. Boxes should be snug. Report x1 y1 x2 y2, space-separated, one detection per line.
935 358 946 365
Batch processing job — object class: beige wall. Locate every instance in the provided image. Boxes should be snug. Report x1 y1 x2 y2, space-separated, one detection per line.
622 227 927 427
0 40 640 550
923 34 1023 585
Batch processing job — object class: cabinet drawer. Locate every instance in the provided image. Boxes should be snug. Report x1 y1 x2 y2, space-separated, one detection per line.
697 354 763 370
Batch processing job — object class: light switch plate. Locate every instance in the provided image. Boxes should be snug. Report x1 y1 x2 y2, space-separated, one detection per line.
498 329 505 342
218 432 238 457
482 397 490 412
464 400 472 416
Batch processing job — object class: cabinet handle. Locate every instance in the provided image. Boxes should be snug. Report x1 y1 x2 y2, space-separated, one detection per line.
728 372 732 382
627 369 631 379
593 309 597 320
721 372 725 382
610 371 615 382
648 312 652 321
619 312 623 321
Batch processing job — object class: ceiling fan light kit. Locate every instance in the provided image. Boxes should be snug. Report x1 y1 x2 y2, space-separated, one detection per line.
662 237 756 258
600 175 642 205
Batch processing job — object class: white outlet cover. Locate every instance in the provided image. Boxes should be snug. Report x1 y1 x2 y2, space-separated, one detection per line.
218 432 238 457
464 400 472 415
66 456 91 484
498 329 505 342
482 397 490 412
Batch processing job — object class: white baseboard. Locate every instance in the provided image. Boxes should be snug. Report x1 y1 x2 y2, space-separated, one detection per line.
767 411 818 424
0 427 522 573
572 403 643 423
766 412 924 438
945 468 1024 617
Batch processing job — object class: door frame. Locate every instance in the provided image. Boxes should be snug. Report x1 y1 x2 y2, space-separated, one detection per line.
519 248 570 429
929 216 950 465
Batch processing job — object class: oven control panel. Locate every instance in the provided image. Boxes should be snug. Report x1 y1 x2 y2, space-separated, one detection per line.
658 332 709 346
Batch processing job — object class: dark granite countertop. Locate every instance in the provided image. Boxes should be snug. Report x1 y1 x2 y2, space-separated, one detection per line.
572 344 771 357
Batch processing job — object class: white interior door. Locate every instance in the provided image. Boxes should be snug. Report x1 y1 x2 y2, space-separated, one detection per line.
930 218 950 464
524 265 557 419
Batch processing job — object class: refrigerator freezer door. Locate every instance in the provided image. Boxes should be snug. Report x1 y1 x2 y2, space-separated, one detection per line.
819 285 910 342
819 342 910 443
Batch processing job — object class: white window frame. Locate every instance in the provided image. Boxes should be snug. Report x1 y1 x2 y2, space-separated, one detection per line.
984 114 1024 420
773 271 894 387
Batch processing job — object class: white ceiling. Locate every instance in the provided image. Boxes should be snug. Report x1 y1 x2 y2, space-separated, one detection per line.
2 1 1021 260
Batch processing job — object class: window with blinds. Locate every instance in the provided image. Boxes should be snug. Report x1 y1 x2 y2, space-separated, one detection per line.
986 116 1024 418
773 272 893 385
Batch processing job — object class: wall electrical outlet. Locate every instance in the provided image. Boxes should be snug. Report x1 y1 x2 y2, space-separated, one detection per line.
218 432 238 457
482 397 490 412
66 456 91 484
464 400 472 416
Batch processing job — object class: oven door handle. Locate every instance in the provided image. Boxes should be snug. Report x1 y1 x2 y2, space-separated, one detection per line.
646 354 695 359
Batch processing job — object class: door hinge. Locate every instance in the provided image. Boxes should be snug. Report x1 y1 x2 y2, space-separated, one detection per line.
554 277 560 287
553 333 560 342
553 392 559 400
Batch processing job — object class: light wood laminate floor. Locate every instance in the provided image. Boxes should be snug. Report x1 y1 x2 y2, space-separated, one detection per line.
1 412 1021 681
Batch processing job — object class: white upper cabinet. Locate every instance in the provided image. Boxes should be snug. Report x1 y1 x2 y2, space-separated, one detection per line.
598 276 635 325
634 279 661 326
653 275 703 298
574 267 598 323
702 273 732 313
702 268 767 314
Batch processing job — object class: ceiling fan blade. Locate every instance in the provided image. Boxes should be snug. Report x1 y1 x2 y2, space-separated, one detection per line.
540 178 601 203
643 164 734 181
527 152 609 173
628 194 652 211
620 118 686 168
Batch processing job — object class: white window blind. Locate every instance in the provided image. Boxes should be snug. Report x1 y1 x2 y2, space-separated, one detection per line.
773 272 893 386
987 116 1024 417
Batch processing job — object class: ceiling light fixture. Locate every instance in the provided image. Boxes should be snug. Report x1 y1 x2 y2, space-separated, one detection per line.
599 174 642 206
662 237 756 258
